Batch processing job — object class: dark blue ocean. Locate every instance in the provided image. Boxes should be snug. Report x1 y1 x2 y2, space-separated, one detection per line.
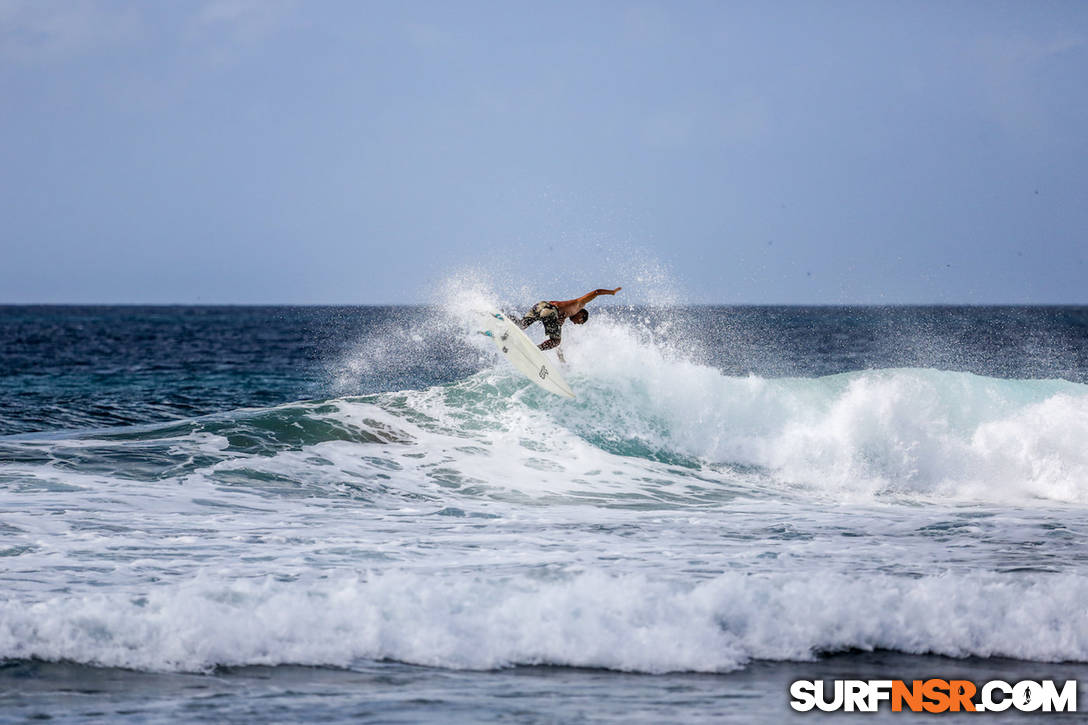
2 305 1088 723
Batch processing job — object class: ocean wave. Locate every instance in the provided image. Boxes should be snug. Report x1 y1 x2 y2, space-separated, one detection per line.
6 315 1088 505
2 569 1085 674
335 313 1088 503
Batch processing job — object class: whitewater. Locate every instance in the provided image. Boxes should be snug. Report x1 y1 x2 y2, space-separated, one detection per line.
1 304 1087 722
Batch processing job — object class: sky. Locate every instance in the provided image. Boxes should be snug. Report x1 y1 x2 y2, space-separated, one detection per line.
1 0 1086 304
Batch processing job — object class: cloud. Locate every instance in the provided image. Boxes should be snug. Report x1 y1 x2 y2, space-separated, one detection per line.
621 3 673 47
195 0 295 39
404 21 455 53
0 0 140 64
641 95 769 151
969 30 1087 138
185 0 297 65
641 109 696 149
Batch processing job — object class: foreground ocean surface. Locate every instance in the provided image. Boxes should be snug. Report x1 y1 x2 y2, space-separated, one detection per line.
2 305 1087 723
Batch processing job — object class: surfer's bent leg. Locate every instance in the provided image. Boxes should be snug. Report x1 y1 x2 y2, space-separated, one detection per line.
517 301 555 330
542 318 561 344
539 306 563 351
517 302 562 350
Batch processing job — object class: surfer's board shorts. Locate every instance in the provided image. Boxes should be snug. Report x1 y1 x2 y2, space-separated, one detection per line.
520 301 562 342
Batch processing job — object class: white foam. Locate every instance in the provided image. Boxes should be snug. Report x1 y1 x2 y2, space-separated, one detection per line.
2 569 1085 673
541 318 1088 503
4 344 1087 677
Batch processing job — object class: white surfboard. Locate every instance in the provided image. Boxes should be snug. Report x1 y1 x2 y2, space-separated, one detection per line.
477 310 575 399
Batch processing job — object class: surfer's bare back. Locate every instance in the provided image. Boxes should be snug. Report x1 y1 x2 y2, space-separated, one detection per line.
514 287 622 352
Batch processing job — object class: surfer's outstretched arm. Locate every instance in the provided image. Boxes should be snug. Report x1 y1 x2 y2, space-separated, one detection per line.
587 287 622 300
554 287 622 309
576 287 621 305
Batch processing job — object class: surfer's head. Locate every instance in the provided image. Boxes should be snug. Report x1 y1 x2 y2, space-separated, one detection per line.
570 309 589 324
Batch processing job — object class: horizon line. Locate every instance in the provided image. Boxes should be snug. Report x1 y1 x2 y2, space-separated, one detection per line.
2 302 1087 308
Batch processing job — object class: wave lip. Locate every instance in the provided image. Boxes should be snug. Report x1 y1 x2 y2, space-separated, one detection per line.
548 322 1088 503
5 363 1087 506
2 570 1086 674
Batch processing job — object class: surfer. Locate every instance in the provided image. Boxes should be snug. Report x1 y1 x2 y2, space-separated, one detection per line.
514 288 622 356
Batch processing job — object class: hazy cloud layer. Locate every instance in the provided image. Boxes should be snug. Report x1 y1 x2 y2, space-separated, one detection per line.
1 1 1086 303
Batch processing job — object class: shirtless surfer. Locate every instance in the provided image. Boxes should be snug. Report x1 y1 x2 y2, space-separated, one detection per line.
515 288 622 358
